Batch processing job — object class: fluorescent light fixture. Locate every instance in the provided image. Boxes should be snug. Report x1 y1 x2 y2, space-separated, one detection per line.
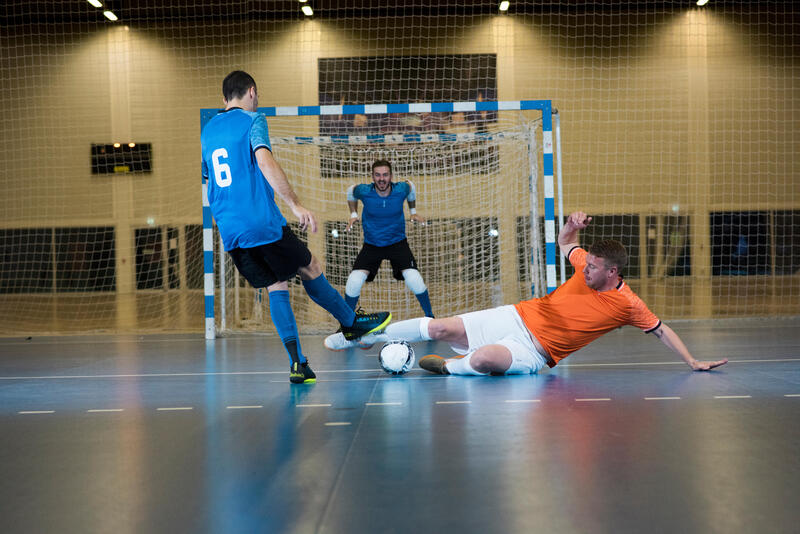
301 5 313 16
499 1 510 11
128 142 136 148
87 0 103 7
696 0 709 5
103 10 118 21
298 0 308 3
113 143 121 148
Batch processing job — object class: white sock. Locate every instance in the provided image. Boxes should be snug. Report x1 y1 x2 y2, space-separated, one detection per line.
444 352 488 376
383 318 433 343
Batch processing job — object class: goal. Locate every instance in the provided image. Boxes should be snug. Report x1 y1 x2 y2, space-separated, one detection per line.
201 101 559 339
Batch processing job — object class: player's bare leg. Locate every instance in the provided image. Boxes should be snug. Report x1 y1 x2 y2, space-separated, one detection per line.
420 343 512 376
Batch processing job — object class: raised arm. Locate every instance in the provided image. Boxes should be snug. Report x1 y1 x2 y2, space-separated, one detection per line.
406 180 425 225
558 211 592 257
651 323 728 371
346 184 359 231
255 147 317 233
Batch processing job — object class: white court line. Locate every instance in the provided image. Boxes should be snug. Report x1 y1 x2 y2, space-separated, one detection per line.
3 358 798 381
575 398 611 402
714 395 752 399
0 369 378 380
505 399 541 403
785 394 800 397
644 397 682 400
435 401 471 404
18 410 54 414
226 405 263 410
296 403 331 408
156 407 194 411
87 408 124 412
325 422 351 426
365 402 403 406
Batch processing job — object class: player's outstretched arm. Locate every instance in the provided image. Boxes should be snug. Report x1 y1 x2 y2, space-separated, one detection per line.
558 211 592 257
651 323 728 371
255 148 317 232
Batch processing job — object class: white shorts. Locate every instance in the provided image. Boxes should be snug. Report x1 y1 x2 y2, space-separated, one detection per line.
453 305 548 375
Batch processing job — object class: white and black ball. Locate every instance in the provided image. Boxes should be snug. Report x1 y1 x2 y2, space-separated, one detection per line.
378 340 415 374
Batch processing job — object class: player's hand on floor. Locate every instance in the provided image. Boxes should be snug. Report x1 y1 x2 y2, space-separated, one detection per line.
690 358 729 371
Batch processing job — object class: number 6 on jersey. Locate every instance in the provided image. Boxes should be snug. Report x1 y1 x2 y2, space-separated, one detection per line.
212 148 232 187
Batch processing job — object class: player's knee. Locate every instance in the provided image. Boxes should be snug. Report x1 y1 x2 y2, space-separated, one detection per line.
345 270 368 297
402 268 427 294
471 346 511 373
298 256 323 280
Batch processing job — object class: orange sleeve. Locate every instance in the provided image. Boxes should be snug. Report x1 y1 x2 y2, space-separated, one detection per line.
567 247 586 268
627 293 661 332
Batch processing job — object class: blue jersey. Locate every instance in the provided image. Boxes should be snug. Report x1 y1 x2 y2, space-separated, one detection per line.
351 181 413 246
201 108 287 251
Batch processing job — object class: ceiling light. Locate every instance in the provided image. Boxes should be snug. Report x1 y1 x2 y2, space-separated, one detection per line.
696 0 709 5
499 1 510 12
103 10 118 21
301 5 313 16
87 0 103 7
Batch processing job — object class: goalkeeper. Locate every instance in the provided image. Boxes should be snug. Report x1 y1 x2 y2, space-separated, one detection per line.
343 160 434 318
326 211 728 375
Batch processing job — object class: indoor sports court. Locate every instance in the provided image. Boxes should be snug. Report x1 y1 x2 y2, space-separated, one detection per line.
1 1 798 533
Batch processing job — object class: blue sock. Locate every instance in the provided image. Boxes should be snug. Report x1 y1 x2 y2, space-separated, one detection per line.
268 290 306 364
415 290 434 318
302 274 356 327
345 294 359 310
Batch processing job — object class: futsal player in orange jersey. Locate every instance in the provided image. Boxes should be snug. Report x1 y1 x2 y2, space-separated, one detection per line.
324 211 728 375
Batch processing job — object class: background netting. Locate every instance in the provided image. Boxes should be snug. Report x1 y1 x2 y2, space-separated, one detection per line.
0 1 797 336
213 115 544 334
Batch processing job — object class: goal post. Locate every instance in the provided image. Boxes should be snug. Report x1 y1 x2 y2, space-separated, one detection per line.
200 100 560 339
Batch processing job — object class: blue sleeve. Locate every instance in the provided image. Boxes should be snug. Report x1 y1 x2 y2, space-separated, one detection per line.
201 158 208 178
403 181 416 202
352 184 369 200
250 114 272 153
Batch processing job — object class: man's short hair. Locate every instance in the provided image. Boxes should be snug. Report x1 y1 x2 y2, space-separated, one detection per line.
588 239 627 272
371 160 392 174
222 70 256 102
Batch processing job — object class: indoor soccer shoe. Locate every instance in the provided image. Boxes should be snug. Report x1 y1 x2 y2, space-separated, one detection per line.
341 310 391 341
290 362 316 384
323 331 377 351
418 354 450 375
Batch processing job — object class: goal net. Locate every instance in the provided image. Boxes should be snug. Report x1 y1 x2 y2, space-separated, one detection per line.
206 105 550 337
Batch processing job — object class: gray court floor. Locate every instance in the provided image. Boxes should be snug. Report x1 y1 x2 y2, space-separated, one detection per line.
1 318 799 534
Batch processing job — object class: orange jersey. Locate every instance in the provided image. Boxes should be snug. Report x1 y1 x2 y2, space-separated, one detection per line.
515 247 660 365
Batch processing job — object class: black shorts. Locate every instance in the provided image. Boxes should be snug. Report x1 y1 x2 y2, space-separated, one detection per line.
227 226 312 288
353 239 418 282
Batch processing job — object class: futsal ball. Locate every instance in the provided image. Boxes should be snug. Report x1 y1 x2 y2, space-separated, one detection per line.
378 340 415 375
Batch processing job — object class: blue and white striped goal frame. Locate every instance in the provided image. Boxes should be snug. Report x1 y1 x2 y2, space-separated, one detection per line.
200 100 558 339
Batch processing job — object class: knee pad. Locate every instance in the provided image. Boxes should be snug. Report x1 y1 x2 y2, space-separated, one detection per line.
402 268 427 294
345 270 368 298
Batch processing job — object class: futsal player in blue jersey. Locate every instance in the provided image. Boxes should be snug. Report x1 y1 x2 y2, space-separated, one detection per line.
341 160 434 320
201 71 391 384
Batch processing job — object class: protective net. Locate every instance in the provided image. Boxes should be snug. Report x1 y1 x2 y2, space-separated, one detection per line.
1 1 797 336
212 112 545 334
